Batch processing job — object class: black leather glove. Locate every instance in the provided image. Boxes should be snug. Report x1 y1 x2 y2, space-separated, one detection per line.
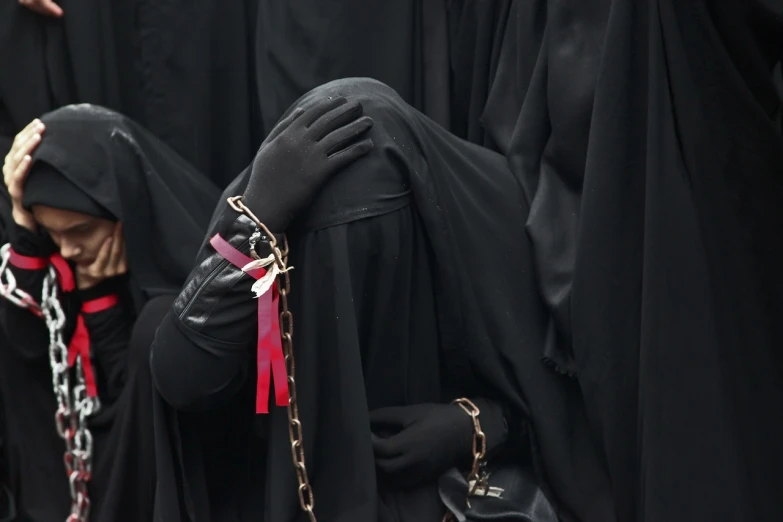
370 399 508 489
243 95 374 232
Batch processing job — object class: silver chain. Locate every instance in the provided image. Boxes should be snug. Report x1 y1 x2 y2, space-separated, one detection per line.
0 243 99 522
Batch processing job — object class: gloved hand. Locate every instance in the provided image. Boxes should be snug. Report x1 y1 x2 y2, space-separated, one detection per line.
243 95 374 232
370 399 508 489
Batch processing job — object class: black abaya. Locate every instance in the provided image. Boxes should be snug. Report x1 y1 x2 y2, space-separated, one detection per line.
254 0 452 136
571 2 783 520
481 0 783 520
151 78 613 522
0 2 139 138
0 0 259 189
0 105 219 521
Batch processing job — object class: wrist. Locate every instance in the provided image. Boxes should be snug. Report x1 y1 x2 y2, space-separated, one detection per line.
12 207 37 232
239 191 287 234
471 398 508 454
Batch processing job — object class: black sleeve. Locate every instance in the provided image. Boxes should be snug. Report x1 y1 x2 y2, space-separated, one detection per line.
151 212 258 411
0 223 57 359
471 398 511 458
79 277 134 402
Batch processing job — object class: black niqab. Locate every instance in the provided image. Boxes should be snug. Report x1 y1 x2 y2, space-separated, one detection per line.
152 78 613 522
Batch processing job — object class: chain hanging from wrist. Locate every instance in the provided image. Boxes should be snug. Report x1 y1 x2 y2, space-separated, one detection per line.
0 244 99 522
442 397 488 522
227 196 317 522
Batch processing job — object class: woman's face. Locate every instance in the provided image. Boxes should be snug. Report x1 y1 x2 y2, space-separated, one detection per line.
31 205 115 267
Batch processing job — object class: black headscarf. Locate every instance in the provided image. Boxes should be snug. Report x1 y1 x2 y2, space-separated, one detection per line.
23 104 220 299
24 162 115 221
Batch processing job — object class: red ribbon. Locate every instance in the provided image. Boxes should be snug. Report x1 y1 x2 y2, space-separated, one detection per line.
9 249 75 291
67 295 118 398
209 234 289 414
9 248 119 398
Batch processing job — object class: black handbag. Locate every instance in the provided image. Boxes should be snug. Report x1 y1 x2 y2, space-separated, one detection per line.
438 460 559 522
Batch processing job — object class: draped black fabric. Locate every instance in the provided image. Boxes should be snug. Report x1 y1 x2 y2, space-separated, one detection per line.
0 165 11 522
135 0 260 187
254 0 452 136
152 78 613 522
481 0 783 520
0 1 139 139
0 105 220 521
0 0 259 189
445 0 513 145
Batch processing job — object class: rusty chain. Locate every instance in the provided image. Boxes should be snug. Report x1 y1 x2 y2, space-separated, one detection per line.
442 398 488 522
0 243 99 522
227 196 317 522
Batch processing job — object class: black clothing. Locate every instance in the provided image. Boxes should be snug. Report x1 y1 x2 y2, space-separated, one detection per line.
151 78 610 522
0 105 220 521
0 2 139 143
0 1 259 189
135 0 260 186
0 163 12 522
481 0 783 520
24 161 115 221
253 0 452 136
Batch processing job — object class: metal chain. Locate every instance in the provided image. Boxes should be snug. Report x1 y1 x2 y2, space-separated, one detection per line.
442 398 488 522
0 243 99 522
0 244 43 316
227 196 318 522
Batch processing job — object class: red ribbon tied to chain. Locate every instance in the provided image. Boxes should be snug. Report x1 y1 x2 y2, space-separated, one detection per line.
9 249 117 397
209 234 289 414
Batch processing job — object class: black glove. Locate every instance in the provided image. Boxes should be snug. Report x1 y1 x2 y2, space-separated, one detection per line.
370 399 508 489
243 95 374 232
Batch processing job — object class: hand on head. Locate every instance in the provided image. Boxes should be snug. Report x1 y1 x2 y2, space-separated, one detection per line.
74 222 128 290
3 119 44 232
17 0 63 17
242 95 374 232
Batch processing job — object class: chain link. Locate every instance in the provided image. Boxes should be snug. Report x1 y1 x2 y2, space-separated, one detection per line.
442 398 488 522
227 197 317 522
0 243 98 522
0 244 43 316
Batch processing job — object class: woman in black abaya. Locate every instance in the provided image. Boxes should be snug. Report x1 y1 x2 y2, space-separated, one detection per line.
151 79 610 522
0 106 219 521
479 0 783 520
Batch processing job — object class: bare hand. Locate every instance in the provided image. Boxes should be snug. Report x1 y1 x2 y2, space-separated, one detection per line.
18 0 63 17
76 223 128 290
3 119 45 231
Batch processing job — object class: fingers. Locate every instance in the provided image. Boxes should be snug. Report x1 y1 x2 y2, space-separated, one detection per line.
302 96 348 129
371 433 403 458
104 223 126 277
326 138 374 172
4 120 43 184
322 115 374 155
89 235 114 278
6 155 32 202
18 0 63 17
263 108 305 146
309 100 364 142
369 406 409 429
12 119 42 148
